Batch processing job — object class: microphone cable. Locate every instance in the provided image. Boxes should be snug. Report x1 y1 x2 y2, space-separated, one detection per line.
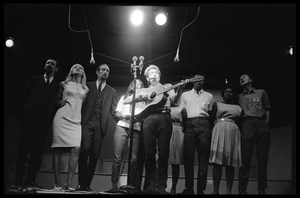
175 6 201 59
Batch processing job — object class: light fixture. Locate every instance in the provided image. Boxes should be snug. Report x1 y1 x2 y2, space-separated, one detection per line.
5 37 14 48
130 9 144 26
155 11 167 26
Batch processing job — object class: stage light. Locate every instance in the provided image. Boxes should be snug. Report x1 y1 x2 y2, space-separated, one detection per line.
130 9 144 26
289 45 293 56
5 37 14 48
155 12 167 26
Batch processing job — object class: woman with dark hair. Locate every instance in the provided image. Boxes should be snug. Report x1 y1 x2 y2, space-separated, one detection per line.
209 84 242 194
106 79 144 193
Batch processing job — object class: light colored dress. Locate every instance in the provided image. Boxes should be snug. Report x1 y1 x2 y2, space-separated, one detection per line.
51 81 87 148
168 107 184 165
209 102 242 167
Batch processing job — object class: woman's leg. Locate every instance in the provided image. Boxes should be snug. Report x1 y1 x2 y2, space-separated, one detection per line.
66 146 80 188
171 164 180 193
212 164 222 194
53 148 62 188
225 166 234 194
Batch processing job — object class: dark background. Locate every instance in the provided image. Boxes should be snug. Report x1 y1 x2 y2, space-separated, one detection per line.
4 3 296 129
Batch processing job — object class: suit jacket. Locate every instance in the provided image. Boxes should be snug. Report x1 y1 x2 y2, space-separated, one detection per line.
81 81 117 136
21 75 59 125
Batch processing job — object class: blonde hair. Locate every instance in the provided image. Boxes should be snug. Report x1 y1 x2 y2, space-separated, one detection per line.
144 64 161 78
65 63 87 90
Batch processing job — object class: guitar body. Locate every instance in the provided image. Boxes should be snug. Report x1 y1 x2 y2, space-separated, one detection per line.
123 77 199 120
128 84 169 119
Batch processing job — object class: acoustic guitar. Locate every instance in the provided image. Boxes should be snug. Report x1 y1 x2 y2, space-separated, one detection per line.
123 77 201 119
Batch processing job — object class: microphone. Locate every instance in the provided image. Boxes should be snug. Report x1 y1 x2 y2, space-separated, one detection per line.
139 56 144 74
90 52 95 65
174 48 180 63
132 56 138 66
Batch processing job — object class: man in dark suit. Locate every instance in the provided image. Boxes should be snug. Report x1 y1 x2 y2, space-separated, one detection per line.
14 58 59 188
77 63 118 191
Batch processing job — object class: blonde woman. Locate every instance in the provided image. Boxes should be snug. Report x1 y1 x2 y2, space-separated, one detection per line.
51 64 89 191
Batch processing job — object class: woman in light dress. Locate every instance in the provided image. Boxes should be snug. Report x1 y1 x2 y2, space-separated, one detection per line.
51 64 89 191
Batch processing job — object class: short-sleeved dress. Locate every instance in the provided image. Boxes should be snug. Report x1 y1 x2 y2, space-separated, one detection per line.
51 81 88 148
168 107 184 165
209 102 242 167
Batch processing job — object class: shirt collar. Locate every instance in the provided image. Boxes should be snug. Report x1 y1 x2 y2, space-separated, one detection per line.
243 88 256 95
44 74 53 82
97 80 106 87
193 88 203 94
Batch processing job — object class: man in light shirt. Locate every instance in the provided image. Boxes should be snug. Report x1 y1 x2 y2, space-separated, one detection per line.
178 73 214 195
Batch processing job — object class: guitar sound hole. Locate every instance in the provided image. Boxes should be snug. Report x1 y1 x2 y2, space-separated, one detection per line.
150 92 157 99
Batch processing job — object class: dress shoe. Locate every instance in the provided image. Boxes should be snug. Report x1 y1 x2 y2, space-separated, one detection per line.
105 185 118 193
85 187 94 192
64 183 75 191
157 188 169 194
197 190 205 195
23 182 43 189
143 187 157 194
179 188 195 195
258 189 267 195
238 191 248 195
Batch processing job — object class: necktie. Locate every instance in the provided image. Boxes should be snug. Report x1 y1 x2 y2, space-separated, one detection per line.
46 76 50 85
98 82 102 92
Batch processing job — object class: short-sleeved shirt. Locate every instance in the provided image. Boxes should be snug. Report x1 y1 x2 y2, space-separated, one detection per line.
236 88 271 118
179 88 213 118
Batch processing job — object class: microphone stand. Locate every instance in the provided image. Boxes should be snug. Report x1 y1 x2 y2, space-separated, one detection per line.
117 60 142 194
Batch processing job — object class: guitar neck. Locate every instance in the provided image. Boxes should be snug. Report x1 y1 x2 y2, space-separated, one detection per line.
157 82 182 95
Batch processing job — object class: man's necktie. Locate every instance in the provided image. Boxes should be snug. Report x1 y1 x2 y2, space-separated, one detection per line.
46 76 50 85
98 82 102 92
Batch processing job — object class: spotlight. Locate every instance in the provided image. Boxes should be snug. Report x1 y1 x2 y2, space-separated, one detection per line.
289 45 293 56
5 37 14 48
155 11 167 26
131 9 144 26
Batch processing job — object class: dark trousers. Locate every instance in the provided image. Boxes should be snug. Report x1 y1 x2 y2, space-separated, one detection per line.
183 117 211 192
142 112 172 191
111 126 140 186
15 114 49 185
238 117 271 191
78 114 104 188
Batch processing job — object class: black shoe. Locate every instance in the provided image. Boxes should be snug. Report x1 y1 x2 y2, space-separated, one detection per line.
197 190 205 195
238 191 248 195
179 188 195 195
258 189 266 195
23 182 43 189
157 188 169 194
143 187 157 194
105 186 118 193
85 187 93 192
76 184 91 191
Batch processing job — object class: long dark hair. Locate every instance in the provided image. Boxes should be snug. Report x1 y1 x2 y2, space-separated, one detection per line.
124 79 144 99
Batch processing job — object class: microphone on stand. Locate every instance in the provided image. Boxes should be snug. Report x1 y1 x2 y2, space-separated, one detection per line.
174 47 180 63
90 52 95 65
139 56 144 74
132 56 138 66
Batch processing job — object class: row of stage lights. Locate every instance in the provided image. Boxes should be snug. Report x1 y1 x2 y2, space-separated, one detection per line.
131 9 167 26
